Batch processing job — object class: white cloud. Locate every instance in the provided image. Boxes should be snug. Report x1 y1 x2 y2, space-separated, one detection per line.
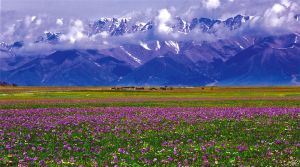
272 3 286 14
156 9 172 34
281 0 291 8
31 16 37 22
260 1 299 30
203 0 221 10
263 3 286 27
60 19 86 43
35 19 42 25
99 31 109 39
56 18 64 26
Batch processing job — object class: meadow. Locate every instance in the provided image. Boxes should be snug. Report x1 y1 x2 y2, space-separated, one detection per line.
0 86 299 166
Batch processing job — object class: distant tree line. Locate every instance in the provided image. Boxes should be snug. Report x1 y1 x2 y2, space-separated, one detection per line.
0 81 17 87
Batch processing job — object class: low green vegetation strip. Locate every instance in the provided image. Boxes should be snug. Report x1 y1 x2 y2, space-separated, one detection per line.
1 100 300 109
1 90 300 99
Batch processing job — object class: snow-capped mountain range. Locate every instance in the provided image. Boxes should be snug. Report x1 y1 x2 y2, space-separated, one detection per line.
88 14 250 37
0 13 300 86
0 14 251 48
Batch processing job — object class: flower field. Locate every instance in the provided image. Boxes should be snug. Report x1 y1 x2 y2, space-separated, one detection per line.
1 107 299 166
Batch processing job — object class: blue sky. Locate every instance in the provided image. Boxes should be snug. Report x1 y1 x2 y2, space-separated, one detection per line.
3 0 299 19
2 0 197 18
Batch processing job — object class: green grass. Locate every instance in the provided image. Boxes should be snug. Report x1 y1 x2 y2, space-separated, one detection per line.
0 91 294 99
0 87 298 110
1 87 300 99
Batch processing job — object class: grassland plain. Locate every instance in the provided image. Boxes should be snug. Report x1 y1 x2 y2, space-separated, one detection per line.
1 86 300 109
0 86 299 166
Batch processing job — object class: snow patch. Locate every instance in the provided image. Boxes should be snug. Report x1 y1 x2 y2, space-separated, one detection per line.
136 22 147 26
291 75 300 85
41 74 48 83
206 80 218 86
139 41 151 50
294 36 298 44
242 36 250 42
235 42 244 49
94 62 101 67
242 18 246 23
120 46 142 64
156 41 161 51
165 41 180 54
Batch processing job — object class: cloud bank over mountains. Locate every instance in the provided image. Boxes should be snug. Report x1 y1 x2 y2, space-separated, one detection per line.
1 0 299 54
